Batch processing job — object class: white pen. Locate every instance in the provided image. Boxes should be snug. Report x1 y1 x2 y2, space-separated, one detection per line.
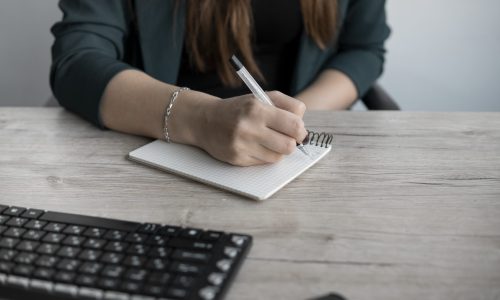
229 55 310 157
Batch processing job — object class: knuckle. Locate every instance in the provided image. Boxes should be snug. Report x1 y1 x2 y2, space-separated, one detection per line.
290 117 305 138
241 98 263 118
283 138 296 154
226 145 243 166
277 138 296 155
268 90 283 99
296 101 307 115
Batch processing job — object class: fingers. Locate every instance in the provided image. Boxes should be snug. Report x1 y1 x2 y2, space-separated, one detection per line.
263 91 308 143
265 108 308 144
267 91 306 117
258 127 297 155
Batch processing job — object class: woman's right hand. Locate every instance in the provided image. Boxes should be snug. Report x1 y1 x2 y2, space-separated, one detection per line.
194 91 308 166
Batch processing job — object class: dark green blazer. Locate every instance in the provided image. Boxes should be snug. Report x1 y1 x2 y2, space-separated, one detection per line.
50 0 390 127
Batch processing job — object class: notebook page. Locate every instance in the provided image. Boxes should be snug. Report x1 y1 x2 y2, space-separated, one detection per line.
128 140 331 200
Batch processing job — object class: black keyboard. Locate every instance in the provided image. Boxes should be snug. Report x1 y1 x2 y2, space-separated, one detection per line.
0 204 252 300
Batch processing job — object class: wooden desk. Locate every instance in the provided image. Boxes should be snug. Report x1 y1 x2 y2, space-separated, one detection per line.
1 108 499 300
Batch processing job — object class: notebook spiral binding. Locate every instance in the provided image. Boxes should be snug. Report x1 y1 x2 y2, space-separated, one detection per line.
305 130 334 148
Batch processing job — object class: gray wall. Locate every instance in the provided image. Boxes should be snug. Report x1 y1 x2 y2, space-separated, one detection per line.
1 0 499 111
0 0 60 106
378 0 500 111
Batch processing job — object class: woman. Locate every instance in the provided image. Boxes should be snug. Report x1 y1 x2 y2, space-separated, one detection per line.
50 0 390 166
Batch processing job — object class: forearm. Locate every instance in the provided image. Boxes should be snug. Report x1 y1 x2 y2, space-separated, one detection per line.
100 69 218 144
99 70 307 167
295 69 358 110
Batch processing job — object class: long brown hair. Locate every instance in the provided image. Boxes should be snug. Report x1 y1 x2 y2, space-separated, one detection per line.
185 0 338 86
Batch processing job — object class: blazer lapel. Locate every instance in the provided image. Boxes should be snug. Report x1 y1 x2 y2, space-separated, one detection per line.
135 0 186 84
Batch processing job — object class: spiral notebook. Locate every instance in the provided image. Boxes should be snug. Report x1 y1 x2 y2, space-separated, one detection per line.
128 131 333 200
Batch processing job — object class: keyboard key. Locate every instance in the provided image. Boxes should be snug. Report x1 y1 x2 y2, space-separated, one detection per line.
79 262 102 275
147 235 168 246
35 255 59 268
21 209 44 219
14 252 38 264
57 258 80 272
22 229 45 241
159 226 181 236
127 244 150 255
123 255 147 268
0 205 8 214
168 238 214 251
146 258 167 271
0 261 14 273
62 235 86 247
78 287 104 299
6 217 28 227
78 249 102 261
0 215 9 225
83 227 106 238
180 228 202 239
170 262 202 275
199 286 218 300
63 225 86 235
173 275 195 288
104 229 126 241
84 238 106 249
12 264 34 276
75 274 97 286
166 287 188 299
125 232 148 243
230 235 250 247
45 222 66 233
98 277 119 290
4 206 26 217
148 272 171 284
54 271 75 283
36 243 60 255
149 246 171 258
138 223 161 234
4 227 26 238
201 231 223 241
0 237 20 249
143 284 164 297
57 246 80 258
121 280 142 293
124 268 148 281
33 267 55 280
42 233 66 244
172 249 210 263
100 252 124 264
16 240 40 252
101 265 124 278
0 249 17 261
0 225 6 235
207 272 225 286
24 219 47 230
53 283 78 297
105 241 129 252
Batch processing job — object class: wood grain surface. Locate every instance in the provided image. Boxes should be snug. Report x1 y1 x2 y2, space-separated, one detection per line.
1 108 499 300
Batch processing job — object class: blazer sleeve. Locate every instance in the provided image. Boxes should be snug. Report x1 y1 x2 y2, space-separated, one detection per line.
50 0 133 127
324 0 391 97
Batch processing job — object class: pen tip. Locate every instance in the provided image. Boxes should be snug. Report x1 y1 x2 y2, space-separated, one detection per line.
298 144 311 157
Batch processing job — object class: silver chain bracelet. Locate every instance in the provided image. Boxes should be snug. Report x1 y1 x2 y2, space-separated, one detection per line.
164 87 189 143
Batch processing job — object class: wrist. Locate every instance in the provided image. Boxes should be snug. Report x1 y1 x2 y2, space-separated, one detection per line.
167 89 220 147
